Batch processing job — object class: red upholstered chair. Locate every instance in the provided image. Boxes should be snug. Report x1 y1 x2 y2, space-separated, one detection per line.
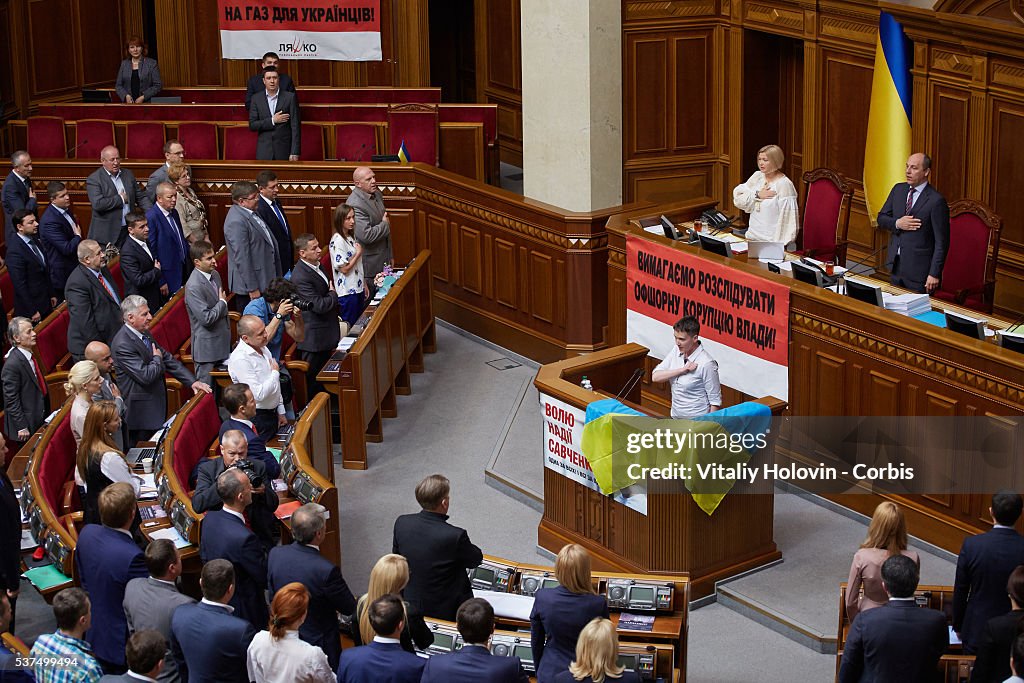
179 122 219 160
223 126 258 161
387 103 439 165
27 116 68 158
0 267 13 321
796 168 854 264
215 246 229 286
169 393 220 493
933 200 1003 313
334 122 378 162
107 255 125 293
150 291 192 364
74 120 116 160
36 412 80 519
36 304 72 401
124 121 167 159
300 123 325 161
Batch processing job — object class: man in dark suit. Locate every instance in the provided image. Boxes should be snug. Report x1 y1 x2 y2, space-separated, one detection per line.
392 474 483 621
7 209 55 323
255 169 293 274
184 241 229 387
839 554 948 682
146 140 185 204
0 592 34 681
66 239 123 361
224 181 282 310
245 53 296 110
123 540 196 683
170 559 256 683
422 598 529 683
86 146 152 248
953 490 1024 653
249 68 301 161
119 211 166 314
291 233 339 397
192 429 279 551
2 317 50 445
268 502 356 669
198 468 270 629
0 435 23 637
2 151 35 241
110 294 211 445
218 382 280 479
99 629 167 683
38 180 82 300
146 182 189 296
74 483 150 674
337 594 426 683
876 152 950 294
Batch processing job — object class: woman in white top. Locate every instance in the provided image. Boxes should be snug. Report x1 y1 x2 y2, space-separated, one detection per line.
67 361 103 449
247 582 334 683
76 400 139 526
732 144 800 246
329 203 368 327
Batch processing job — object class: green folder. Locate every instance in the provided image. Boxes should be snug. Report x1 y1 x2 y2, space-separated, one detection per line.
23 564 72 590
268 447 283 462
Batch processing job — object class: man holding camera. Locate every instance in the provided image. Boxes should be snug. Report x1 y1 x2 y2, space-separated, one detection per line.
191 429 279 552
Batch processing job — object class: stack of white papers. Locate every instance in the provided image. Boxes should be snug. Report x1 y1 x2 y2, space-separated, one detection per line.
882 292 932 317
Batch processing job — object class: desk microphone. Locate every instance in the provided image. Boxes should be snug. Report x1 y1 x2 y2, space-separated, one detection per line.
615 368 644 401
1004 315 1024 334
355 143 367 162
842 241 890 278
798 257 840 288
66 139 89 157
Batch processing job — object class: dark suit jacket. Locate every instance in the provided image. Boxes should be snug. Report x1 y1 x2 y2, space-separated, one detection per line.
74 524 149 666
530 586 610 683
2 171 36 239
115 57 162 102
6 234 54 319
198 509 269 630
291 259 340 354
86 167 152 247
249 90 301 160
245 72 295 110
1 348 47 437
119 236 164 314
422 645 529 683
267 541 357 669
953 527 1024 651
146 205 189 294
0 647 36 682
217 417 280 479
392 509 483 621
170 601 256 683
838 599 948 683
876 182 950 292
0 471 22 596
255 195 292 273
969 609 1024 683
190 456 278 550
111 324 196 431
337 641 426 683
38 204 82 295
553 673 641 683
65 264 123 360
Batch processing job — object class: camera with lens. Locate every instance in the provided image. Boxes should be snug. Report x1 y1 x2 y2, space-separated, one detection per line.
230 460 264 489
290 297 313 312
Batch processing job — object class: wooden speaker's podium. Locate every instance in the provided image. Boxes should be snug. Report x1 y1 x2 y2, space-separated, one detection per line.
534 343 787 599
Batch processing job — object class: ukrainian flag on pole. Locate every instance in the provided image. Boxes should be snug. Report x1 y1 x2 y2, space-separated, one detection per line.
864 11 913 224
397 140 411 164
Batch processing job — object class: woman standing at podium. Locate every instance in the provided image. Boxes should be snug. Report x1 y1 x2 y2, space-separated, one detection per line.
845 501 919 621
732 144 800 246
531 544 610 683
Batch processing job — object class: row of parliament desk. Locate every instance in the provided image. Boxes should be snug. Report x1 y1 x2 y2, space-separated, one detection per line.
317 251 436 470
603 199 1024 554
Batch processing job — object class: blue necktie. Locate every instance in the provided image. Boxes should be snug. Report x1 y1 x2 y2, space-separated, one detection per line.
272 202 288 234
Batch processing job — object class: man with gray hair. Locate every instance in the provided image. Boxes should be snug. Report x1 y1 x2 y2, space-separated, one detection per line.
2 317 49 445
110 294 211 445
198 467 269 630
268 502 356 668
86 145 151 248
224 180 282 310
65 238 123 360
2 150 36 241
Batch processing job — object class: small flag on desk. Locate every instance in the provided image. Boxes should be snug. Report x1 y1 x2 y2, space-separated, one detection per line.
397 140 411 164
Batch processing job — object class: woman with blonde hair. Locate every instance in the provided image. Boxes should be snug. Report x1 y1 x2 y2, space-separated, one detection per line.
846 501 920 620
76 400 138 526
732 144 800 246
66 360 102 449
352 553 433 652
555 618 640 683
168 162 208 243
531 544 610 683
247 582 335 683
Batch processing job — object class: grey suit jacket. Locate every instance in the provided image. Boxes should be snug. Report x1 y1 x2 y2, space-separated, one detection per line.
86 167 152 246
1 348 47 437
147 164 170 203
111 324 196 431
93 374 126 452
348 187 392 284
184 268 230 363
115 57 162 102
223 205 280 296
248 89 301 160
123 576 196 683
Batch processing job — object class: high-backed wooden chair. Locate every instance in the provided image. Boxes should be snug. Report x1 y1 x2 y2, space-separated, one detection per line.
797 168 853 264
223 126 258 161
334 122 379 162
35 304 73 402
178 122 219 160
300 123 326 161
933 200 1003 313
74 120 116 160
124 121 167 159
387 103 439 165
0 267 13 321
107 254 125 293
27 116 68 158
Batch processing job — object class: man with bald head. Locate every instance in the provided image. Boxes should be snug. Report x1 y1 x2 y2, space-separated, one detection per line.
227 314 286 443
86 145 152 248
347 166 392 295
84 340 126 450
876 152 950 294
66 239 123 360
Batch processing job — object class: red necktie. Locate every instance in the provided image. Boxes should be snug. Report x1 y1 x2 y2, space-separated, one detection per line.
97 272 115 299
905 187 915 214
32 357 47 395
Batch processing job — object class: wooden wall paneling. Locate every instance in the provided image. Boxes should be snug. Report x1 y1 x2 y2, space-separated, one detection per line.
625 34 669 158
79 0 126 88
0 1 17 118
480 0 522 165
494 237 517 309
929 83 971 202
820 49 871 185
29 0 79 97
393 0 429 86
988 97 1024 314
426 214 450 282
389 209 418 266
459 224 483 295
438 122 485 181
625 164 713 207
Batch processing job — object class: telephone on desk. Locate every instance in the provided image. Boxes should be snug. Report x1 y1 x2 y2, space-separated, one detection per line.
700 209 731 230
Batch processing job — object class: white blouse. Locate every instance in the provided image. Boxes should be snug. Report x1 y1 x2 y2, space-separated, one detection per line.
329 233 365 297
732 171 800 246
246 630 335 683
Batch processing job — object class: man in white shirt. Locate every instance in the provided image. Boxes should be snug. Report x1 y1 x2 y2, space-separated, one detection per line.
651 315 722 419
227 315 286 443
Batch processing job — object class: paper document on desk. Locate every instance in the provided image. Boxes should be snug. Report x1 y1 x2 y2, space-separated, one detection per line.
337 337 356 351
473 590 534 621
728 241 748 253
882 292 931 317
149 527 191 549
21 529 37 551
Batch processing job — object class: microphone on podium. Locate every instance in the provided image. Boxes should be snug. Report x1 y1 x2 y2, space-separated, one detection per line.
614 368 644 401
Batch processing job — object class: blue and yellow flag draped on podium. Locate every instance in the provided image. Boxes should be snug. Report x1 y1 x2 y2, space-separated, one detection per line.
864 11 913 224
